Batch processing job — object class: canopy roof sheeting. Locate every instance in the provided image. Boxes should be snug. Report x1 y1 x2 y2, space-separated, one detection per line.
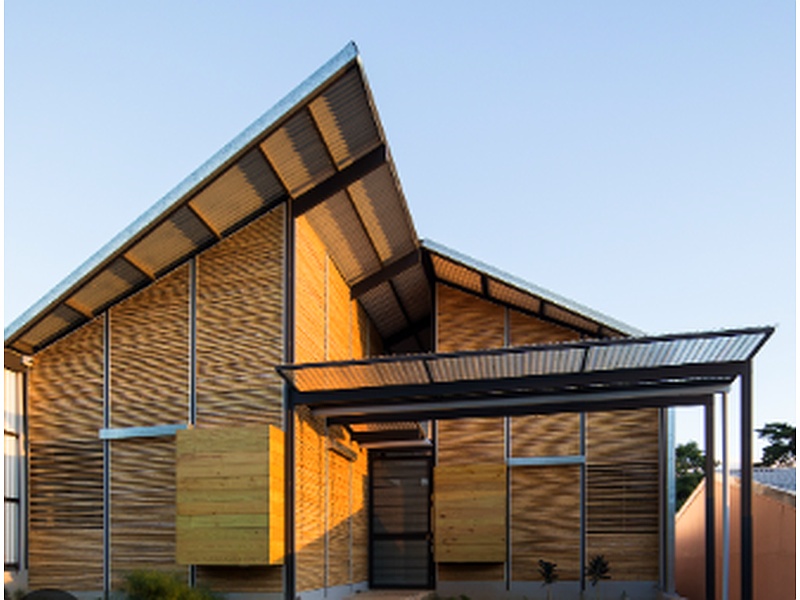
278 327 774 423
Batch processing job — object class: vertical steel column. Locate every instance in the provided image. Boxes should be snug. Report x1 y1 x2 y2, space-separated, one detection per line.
658 406 677 593
579 412 586 594
283 201 296 600
102 313 111 599
665 407 676 593
503 307 511 592
658 408 666 592
721 392 730 600
188 256 197 588
704 397 716 600
740 364 753 600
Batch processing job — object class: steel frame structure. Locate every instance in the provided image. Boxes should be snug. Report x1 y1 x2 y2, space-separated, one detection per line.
278 327 772 600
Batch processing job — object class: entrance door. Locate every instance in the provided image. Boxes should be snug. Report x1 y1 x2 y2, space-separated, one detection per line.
369 450 433 588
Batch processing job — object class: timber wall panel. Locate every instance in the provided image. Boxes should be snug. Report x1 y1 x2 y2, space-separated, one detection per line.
196 207 284 428
351 446 369 583
327 450 352 587
509 309 580 460
511 413 579 457
511 466 581 581
436 284 505 467
295 407 326 591
110 264 189 428
294 216 376 592
587 409 659 580
327 256 352 361
436 284 505 353
508 308 579 346
110 438 181 582
295 216 326 364
28 318 104 590
108 265 190 582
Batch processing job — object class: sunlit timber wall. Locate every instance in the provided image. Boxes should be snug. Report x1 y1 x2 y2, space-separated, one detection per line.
434 283 660 597
26 206 286 596
293 216 377 599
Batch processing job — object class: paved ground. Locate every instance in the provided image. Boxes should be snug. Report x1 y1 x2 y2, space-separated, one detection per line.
343 591 433 600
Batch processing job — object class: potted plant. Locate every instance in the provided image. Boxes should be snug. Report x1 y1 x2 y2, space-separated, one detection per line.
538 559 558 600
585 554 611 599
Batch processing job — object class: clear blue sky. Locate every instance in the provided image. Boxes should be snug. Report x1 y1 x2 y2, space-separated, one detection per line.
5 2 795 457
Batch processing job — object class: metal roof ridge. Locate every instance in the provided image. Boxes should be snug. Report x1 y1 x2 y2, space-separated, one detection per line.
5 42 360 344
420 238 645 337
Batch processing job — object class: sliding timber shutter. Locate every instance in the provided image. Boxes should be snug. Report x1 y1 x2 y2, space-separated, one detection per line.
176 425 284 566
433 463 506 563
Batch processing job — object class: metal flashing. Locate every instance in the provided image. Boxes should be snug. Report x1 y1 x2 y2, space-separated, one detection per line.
98 424 188 440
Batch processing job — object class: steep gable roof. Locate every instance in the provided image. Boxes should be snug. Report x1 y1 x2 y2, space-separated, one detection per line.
5 43 638 355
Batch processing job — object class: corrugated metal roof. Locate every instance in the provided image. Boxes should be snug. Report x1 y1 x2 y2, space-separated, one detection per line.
732 467 796 494
278 327 774 396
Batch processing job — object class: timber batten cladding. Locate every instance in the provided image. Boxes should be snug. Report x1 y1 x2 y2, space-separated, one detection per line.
6 43 775 600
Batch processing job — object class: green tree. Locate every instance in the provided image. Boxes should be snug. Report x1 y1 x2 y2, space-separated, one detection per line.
675 441 705 509
756 422 796 466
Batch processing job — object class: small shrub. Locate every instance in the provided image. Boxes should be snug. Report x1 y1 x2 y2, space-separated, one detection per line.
120 570 221 600
538 559 558 584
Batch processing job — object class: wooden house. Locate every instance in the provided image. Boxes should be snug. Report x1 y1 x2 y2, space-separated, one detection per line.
4 43 772 600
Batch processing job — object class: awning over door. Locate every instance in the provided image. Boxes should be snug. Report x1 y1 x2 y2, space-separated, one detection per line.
277 326 773 423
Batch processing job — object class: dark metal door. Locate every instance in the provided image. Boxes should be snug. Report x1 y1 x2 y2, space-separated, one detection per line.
369 450 433 588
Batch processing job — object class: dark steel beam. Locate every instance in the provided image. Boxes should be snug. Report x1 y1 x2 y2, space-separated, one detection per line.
185 203 222 240
383 316 431 350
350 429 424 444
293 144 387 216
282 199 296 600
289 362 742 407
325 392 715 425
351 249 421 299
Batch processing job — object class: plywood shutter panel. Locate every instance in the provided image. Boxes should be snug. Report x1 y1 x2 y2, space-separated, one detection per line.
28 319 104 590
434 464 506 563
176 426 284 566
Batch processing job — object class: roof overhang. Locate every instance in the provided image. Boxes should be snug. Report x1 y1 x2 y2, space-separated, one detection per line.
5 42 425 354
277 326 774 424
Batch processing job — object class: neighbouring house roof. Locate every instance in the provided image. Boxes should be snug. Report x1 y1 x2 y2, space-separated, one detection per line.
5 43 642 357
736 467 796 494
278 326 774 423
